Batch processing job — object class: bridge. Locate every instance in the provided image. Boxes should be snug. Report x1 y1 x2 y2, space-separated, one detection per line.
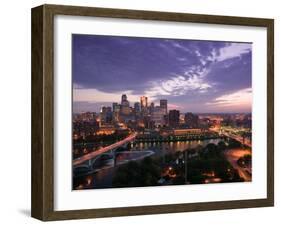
221 132 251 147
73 132 137 166
209 127 251 147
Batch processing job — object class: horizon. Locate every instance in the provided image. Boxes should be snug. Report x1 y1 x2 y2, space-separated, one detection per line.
73 34 252 114
73 111 251 115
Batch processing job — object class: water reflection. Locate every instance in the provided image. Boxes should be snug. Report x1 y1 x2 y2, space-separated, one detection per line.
132 139 222 156
73 139 223 190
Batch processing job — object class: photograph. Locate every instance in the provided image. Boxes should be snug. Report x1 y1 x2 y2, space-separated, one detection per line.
29 3 274 221
72 34 252 190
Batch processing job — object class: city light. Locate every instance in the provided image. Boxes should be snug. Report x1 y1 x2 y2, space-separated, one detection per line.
72 35 252 190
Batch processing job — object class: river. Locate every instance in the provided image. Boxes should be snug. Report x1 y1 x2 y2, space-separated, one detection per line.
73 138 224 190
132 138 224 156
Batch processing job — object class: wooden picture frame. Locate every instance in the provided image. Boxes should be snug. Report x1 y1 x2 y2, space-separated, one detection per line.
31 4 274 221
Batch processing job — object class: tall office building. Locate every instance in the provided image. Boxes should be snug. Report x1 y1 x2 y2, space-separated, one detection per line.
112 102 121 122
184 112 199 128
112 102 118 112
121 94 127 102
121 94 129 107
140 96 148 109
160 99 168 114
149 102 155 115
100 106 113 124
151 106 166 127
169 109 180 128
120 94 130 115
121 105 131 115
134 102 141 113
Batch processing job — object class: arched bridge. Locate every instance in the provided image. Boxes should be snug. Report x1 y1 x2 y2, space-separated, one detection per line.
73 132 137 166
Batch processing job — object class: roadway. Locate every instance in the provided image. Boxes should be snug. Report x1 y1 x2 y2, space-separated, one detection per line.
209 127 251 147
224 148 252 182
223 132 252 147
73 132 137 166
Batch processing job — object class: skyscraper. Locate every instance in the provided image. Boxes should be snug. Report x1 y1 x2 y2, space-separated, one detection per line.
169 110 180 128
134 102 141 113
100 106 113 124
149 102 155 115
112 102 121 122
121 94 129 107
140 96 148 109
121 94 127 102
120 94 130 115
160 99 168 114
184 112 199 128
112 102 118 112
151 106 166 127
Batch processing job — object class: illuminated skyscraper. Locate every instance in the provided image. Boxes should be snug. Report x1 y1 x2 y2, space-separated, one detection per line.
100 106 113 124
152 106 166 126
140 96 148 109
120 94 130 115
160 99 168 114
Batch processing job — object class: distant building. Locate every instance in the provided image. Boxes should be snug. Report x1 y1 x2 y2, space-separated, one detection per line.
121 105 131 115
134 102 141 113
121 94 130 115
78 112 95 121
179 113 185 124
151 106 166 127
160 99 168 114
140 96 148 109
112 103 121 122
149 102 155 115
112 102 119 112
121 94 129 107
173 128 202 136
184 112 199 128
100 106 113 124
163 114 169 125
121 94 128 105
140 96 148 115
169 110 180 128
143 115 154 129
96 125 116 135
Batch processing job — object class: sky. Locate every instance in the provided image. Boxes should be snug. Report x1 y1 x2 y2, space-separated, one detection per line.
72 34 252 113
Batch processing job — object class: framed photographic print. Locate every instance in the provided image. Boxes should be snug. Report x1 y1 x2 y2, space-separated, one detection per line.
31 4 274 221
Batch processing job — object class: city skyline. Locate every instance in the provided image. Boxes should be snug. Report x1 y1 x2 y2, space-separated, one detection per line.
73 93 251 115
73 90 252 189
73 34 252 113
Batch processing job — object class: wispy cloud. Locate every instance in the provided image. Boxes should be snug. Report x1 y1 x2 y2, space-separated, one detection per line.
145 65 212 97
72 34 252 113
206 88 252 108
216 43 251 62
